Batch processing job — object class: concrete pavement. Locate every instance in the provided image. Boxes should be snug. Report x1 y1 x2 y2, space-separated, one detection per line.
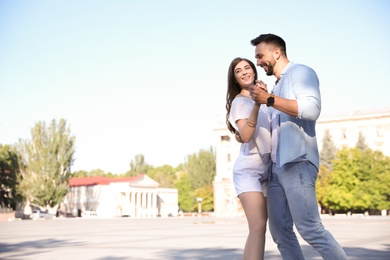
1 215 389 259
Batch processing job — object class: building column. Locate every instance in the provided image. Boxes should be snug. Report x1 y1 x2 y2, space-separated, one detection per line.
146 192 151 218
152 191 157 217
136 192 141 218
130 192 135 217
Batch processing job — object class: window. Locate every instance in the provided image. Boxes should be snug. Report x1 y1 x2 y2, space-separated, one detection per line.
376 126 384 137
221 135 230 141
341 129 347 139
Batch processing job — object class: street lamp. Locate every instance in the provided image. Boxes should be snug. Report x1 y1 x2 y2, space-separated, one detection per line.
196 198 203 216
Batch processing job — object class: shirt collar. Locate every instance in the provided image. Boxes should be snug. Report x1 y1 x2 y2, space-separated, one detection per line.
280 61 294 77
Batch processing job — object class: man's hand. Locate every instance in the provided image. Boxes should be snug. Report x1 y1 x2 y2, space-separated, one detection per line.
255 80 268 92
235 131 243 143
249 81 269 105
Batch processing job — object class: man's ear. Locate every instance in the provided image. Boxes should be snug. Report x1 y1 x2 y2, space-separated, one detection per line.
274 48 281 60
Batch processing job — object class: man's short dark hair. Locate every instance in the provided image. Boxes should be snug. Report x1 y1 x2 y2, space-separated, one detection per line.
251 34 287 56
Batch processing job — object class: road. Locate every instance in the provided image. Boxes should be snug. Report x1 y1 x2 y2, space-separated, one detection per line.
1 215 389 259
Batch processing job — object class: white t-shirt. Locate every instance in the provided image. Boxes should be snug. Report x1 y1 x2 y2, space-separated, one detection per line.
228 96 271 175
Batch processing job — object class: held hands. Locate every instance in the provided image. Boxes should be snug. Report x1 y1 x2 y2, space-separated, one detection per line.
235 81 269 144
235 131 243 144
249 81 269 105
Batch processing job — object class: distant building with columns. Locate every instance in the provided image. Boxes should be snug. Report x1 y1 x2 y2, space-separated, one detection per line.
213 108 390 217
63 175 178 218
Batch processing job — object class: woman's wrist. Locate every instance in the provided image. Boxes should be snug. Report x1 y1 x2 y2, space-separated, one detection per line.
246 119 256 128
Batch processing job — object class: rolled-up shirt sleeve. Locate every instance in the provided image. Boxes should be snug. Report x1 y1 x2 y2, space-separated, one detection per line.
293 66 321 120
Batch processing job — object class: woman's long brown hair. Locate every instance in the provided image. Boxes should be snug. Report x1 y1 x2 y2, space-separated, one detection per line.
225 57 258 134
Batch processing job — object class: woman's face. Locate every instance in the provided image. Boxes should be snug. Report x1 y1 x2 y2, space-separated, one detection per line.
233 60 255 89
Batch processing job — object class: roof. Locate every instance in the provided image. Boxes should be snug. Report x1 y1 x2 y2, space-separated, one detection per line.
68 175 145 187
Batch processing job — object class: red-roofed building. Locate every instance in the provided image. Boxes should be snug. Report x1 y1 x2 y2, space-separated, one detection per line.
62 175 178 218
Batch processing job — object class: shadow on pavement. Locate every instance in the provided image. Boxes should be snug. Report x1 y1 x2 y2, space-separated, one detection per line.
0 239 84 259
155 248 242 259
153 244 390 260
1 239 389 260
343 244 390 259
296 244 390 260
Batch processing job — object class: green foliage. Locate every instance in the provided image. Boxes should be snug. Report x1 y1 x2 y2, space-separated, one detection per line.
89 169 106 176
185 146 216 189
174 172 194 212
16 119 75 209
319 147 390 213
147 164 176 188
320 129 338 170
355 132 369 151
71 170 89 177
172 147 216 212
127 154 151 176
182 147 216 211
71 169 116 178
0 145 20 209
316 165 332 210
105 172 116 178
192 185 214 212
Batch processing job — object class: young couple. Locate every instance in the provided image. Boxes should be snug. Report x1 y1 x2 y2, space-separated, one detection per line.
226 33 348 260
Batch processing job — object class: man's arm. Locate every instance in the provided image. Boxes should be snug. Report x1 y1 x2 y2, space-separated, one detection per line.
249 85 298 117
249 66 320 120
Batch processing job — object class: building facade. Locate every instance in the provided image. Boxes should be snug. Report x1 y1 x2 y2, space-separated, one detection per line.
62 175 178 218
212 121 243 218
213 108 390 217
316 108 390 156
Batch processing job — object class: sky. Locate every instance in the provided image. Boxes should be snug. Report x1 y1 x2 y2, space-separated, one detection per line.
1 0 389 174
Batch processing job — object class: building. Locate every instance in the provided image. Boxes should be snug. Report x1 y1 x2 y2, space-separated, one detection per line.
213 108 390 217
316 108 390 156
62 175 178 218
213 120 243 218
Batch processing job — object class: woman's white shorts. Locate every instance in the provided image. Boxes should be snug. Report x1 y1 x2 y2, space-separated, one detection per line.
233 171 267 197
233 154 269 197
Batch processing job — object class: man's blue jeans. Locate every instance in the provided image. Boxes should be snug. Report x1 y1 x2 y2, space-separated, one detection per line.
268 161 348 260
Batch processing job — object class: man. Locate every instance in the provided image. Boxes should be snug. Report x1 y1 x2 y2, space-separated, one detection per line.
249 34 347 260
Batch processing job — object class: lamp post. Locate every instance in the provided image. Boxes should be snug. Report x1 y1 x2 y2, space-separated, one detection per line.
196 198 203 216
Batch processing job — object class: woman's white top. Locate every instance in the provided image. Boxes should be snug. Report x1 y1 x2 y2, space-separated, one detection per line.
228 96 271 177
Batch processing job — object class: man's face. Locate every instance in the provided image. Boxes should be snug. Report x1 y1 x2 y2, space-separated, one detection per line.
255 42 276 76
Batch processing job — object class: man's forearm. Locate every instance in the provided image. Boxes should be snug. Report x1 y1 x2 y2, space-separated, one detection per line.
270 95 298 118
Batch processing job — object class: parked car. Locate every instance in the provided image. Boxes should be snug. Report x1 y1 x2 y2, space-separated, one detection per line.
30 210 54 220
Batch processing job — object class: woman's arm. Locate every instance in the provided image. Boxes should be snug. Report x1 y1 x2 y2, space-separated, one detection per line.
236 102 260 143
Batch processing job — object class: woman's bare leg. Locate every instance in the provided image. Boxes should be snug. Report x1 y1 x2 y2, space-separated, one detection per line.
239 192 268 260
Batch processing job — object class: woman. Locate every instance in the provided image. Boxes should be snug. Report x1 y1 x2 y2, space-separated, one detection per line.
226 57 271 260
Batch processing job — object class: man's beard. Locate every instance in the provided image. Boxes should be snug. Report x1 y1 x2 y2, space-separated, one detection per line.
265 58 276 76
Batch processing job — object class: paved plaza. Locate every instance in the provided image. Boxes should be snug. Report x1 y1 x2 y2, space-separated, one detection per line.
1 215 389 260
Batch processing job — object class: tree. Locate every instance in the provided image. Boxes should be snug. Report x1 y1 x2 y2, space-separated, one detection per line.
355 132 369 151
185 147 216 189
127 154 151 176
147 164 176 188
72 169 116 178
321 148 364 213
174 172 194 212
0 145 20 209
316 164 333 213
89 169 106 176
320 147 390 214
192 185 214 212
16 119 75 209
357 149 390 211
72 170 89 177
320 129 338 170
